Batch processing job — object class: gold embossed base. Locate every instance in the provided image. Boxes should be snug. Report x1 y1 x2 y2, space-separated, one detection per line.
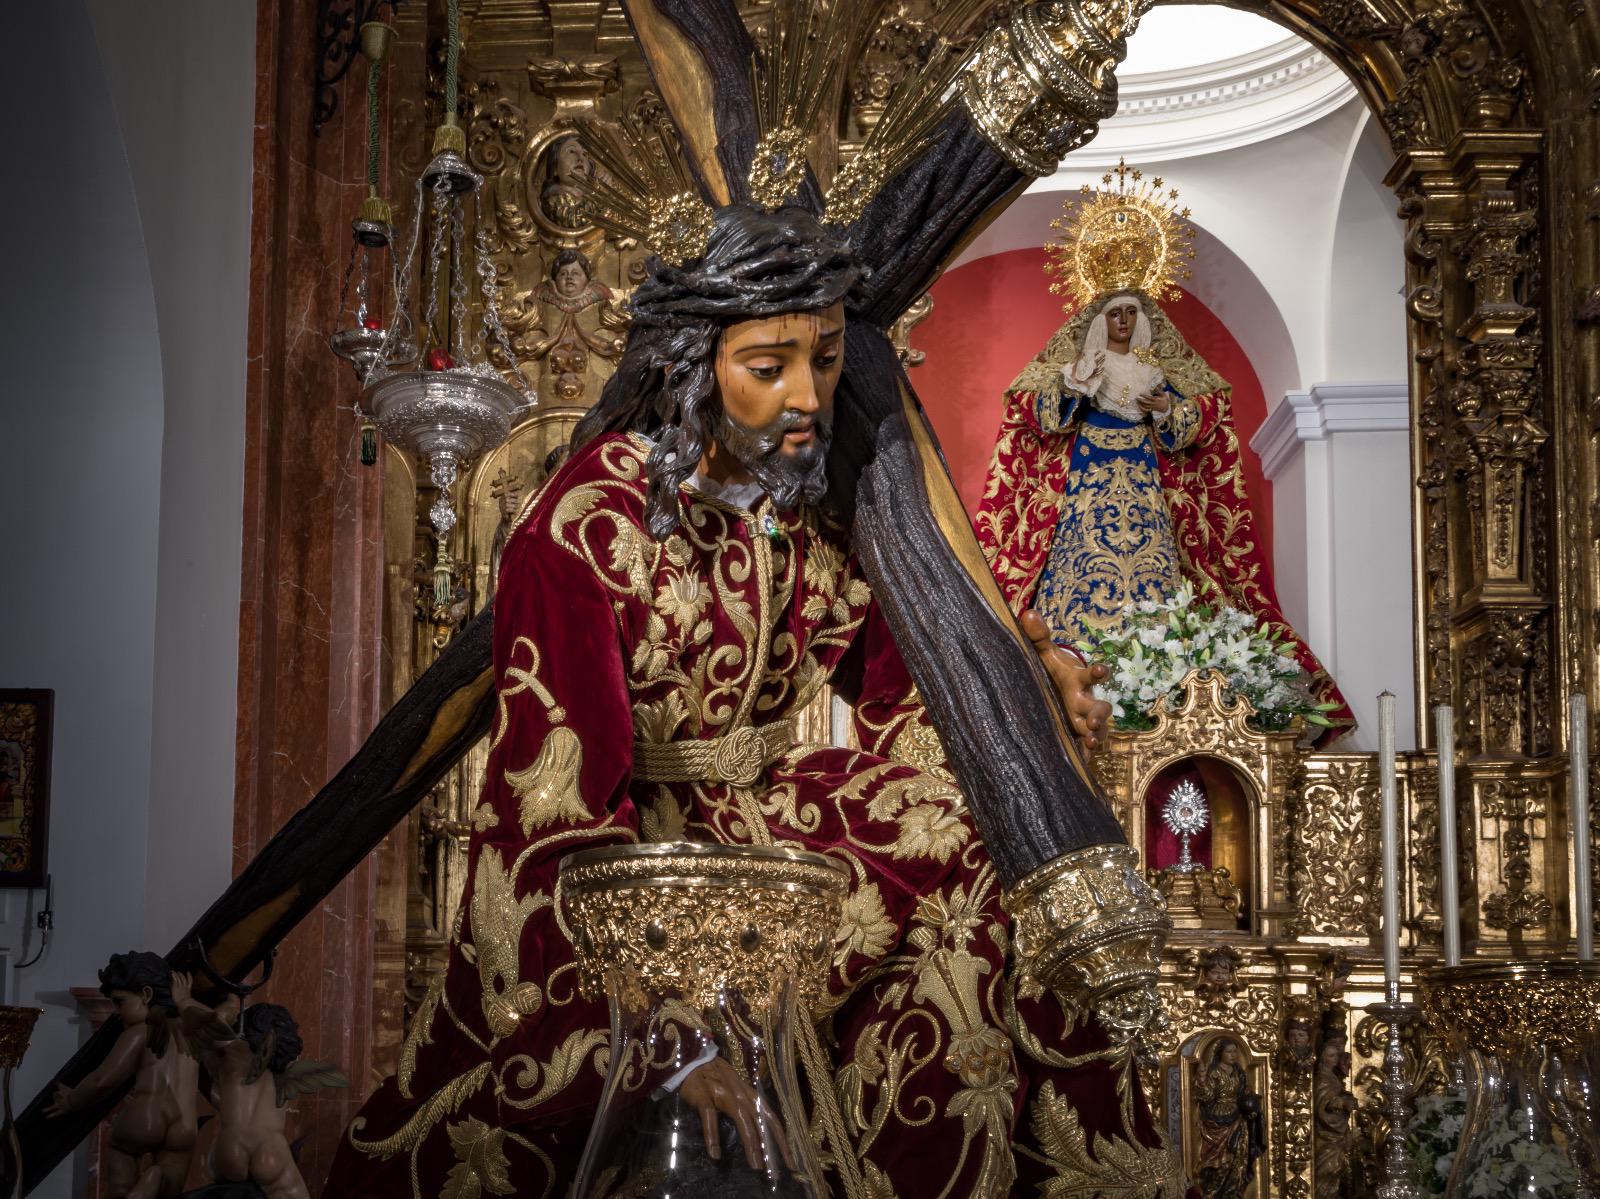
1003 843 1169 1042
560 842 846 1198
1154 865 1242 930
0 1008 40 1071
1421 960 1600 1197
561 840 847 1009
0 1006 40 1199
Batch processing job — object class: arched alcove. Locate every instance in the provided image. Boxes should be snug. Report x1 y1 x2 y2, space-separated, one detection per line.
1144 754 1259 928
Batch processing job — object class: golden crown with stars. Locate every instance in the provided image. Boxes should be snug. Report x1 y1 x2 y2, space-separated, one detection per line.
1045 158 1196 315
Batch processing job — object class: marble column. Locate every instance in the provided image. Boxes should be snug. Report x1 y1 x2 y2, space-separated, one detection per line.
234 1 393 1189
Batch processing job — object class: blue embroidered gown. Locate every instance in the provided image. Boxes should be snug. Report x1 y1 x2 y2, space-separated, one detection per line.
1032 381 1202 640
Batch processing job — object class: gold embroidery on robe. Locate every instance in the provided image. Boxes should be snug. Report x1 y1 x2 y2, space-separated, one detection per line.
1019 1082 1184 1198
505 726 586 834
470 845 549 1038
442 1117 516 1199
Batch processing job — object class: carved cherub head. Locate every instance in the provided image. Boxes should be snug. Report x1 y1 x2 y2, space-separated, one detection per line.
1189 945 1244 1000
550 248 594 301
1280 998 1318 1072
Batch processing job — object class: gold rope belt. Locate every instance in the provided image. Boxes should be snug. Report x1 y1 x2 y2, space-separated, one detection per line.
631 721 796 787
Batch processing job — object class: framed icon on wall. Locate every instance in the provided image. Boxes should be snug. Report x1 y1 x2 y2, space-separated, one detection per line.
0 689 52 887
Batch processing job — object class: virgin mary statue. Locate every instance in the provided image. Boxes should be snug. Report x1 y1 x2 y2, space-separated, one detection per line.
975 164 1351 734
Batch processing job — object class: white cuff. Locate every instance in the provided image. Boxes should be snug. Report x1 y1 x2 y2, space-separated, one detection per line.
660 1042 719 1093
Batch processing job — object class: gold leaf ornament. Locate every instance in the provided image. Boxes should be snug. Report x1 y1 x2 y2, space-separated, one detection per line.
1026 1081 1182 1198
469 846 551 1038
443 1117 516 1199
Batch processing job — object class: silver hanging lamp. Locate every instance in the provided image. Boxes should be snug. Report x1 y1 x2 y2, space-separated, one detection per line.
360 0 528 604
329 18 416 456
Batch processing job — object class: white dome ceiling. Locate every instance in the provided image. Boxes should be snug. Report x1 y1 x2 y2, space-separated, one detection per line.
1120 6 1294 76
1058 4 1360 168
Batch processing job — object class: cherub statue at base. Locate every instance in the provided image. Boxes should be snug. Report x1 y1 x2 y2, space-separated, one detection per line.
170 974 346 1199
45 952 198 1199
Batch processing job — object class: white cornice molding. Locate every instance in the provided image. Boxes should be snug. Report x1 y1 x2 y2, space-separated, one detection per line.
1252 382 1410 480
1050 37 1359 170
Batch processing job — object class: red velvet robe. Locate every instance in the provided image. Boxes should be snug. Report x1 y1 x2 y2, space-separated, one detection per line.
325 433 1180 1199
974 385 1353 740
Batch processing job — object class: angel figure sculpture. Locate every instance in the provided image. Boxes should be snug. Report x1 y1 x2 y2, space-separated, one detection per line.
170 973 347 1199
44 952 198 1199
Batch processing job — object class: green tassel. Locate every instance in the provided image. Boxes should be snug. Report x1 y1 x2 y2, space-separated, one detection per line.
360 420 378 467
434 556 452 606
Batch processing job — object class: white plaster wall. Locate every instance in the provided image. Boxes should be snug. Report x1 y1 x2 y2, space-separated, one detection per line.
1328 425 1416 748
0 3 163 1193
1328 112 1408 379
1254 387 1416 751
0 4 252 1196
85 0 253 957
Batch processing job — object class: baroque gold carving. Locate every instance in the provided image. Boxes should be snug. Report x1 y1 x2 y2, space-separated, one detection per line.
1477 775 1553 931
1422 960 1600 1059
560 842 847 1009
1289 759 1380 938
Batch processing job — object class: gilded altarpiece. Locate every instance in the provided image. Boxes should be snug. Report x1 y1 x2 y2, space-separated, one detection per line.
364 0 1600 1189
1092 672 1471 1199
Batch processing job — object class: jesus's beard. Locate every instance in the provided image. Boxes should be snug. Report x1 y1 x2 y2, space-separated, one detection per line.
714 406 831 510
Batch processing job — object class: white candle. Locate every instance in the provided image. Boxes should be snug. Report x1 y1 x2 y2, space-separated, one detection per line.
1435 704 1462 967
1572 692 1593 961
1379 692 1401 989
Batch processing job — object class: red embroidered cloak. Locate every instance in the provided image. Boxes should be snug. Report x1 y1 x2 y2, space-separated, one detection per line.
324 433 1178 1199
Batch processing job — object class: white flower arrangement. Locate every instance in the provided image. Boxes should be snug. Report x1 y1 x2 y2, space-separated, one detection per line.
1408 1089 1581 1198
1080 582 1335 733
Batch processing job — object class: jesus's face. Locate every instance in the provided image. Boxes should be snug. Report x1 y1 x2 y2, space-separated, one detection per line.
705 301 844 506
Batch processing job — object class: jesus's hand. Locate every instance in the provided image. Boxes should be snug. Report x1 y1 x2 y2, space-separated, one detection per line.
680 1055 795 1173
1020 610 1112 749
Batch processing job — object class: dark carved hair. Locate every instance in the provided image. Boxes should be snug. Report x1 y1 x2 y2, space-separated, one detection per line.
242 1003 303 1076
550 247 592 282
570 204 862 538
99 950 175 1013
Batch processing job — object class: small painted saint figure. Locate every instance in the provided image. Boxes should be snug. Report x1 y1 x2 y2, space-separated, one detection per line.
1193 1038 1265 1199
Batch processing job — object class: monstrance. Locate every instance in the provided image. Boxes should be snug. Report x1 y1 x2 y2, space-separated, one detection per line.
1162 779 1209 873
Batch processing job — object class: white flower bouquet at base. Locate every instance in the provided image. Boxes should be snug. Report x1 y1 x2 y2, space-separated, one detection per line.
1079 582 1337 734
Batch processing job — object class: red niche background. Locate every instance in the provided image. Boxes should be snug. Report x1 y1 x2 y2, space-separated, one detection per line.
914 245 1274 559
